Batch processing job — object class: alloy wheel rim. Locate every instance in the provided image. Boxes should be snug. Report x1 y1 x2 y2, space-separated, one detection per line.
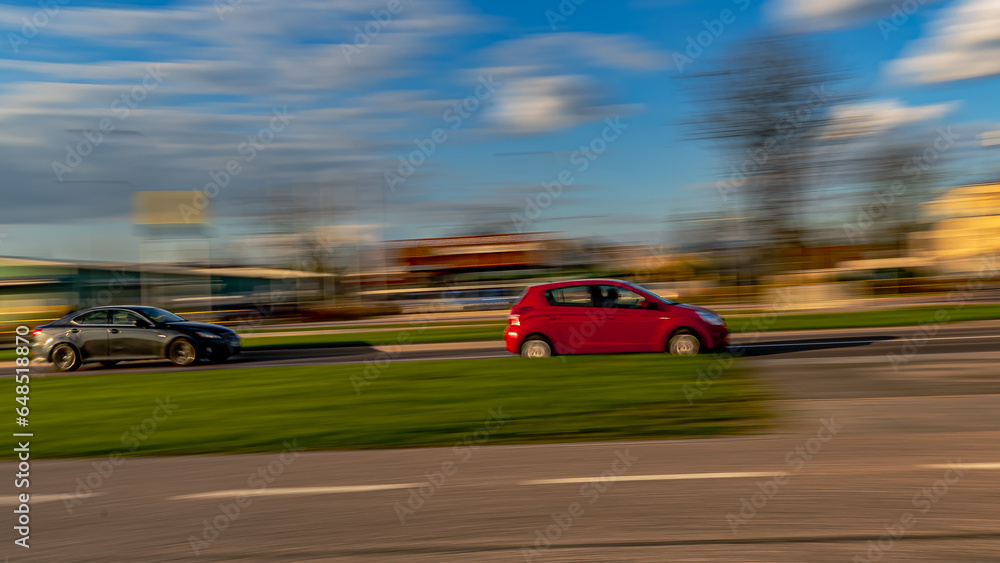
524 342 548 358
673 335 698 355
172 342 195 365
54 347 74 369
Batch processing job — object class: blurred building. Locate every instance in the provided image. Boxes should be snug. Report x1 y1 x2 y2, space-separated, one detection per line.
0 256 333 320
387 233 574 282
912 181 1000 272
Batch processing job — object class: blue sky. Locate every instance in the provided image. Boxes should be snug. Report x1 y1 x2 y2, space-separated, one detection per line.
0 0 998 262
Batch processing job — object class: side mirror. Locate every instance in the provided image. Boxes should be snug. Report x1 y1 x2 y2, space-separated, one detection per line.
135 319 151 328
637 299 650 309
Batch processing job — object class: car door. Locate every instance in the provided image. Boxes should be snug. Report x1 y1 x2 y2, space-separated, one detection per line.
593 285 662 352
109 309 164 359
68 310 110 360
540 285 605 354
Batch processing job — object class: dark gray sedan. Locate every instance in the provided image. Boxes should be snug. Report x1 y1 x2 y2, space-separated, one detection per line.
31 306 241 371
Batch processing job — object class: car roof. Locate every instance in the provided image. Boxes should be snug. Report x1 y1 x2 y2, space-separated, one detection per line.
67 305 155 317
528 279 637 291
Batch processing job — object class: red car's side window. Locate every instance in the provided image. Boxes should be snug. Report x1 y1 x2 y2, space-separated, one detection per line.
544 286 594 307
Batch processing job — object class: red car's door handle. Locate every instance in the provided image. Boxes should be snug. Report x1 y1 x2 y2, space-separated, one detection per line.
543 316 560 320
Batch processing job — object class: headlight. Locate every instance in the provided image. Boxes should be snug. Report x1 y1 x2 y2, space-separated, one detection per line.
696 310 726 326
195 331 222 339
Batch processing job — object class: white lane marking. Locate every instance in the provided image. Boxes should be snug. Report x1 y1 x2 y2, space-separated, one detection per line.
0 493 105 505
170 483 423 500
919 462 1000 470
520 472 777 485
735 335 1000 348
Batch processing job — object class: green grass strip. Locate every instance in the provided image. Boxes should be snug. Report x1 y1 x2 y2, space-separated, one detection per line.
8 355 769 458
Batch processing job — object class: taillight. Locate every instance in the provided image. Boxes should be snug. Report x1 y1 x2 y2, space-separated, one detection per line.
509 305 533 325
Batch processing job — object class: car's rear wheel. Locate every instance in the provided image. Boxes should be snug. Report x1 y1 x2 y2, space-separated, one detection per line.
100 360 119 368
668 330 701 356
520 336 552 358
168 338 198 366
51 344 81 372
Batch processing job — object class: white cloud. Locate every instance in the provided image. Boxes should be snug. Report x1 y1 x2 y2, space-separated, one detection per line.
888 0 1000 84
485 33 670 73
488 75 617 134
480 33 666 133
823 99 959 139
0 0 663 226
0 0 493 223
768 0 943 31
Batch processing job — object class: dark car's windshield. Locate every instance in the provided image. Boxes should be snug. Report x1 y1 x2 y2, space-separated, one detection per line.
131 307 185 323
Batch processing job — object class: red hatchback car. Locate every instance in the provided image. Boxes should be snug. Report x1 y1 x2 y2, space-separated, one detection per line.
504 279 728 358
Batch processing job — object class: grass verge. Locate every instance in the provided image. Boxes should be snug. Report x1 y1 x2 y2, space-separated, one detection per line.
7 356 769 458
743 304 1000 333
237 319 505 333
240 325 504 351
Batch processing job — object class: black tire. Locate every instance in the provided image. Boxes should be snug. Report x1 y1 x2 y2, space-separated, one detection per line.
100 360 120 368
51 343 81 372
667 330 701 356
520 336 552 358
168 338 198 366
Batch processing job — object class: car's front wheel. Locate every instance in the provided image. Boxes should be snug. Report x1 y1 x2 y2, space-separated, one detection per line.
520 336 552 358
168 338 198 366
51 343 81 372
668 330 701 356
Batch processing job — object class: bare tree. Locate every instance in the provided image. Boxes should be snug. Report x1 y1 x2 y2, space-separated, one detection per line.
684 34 849 272
844 140 944 253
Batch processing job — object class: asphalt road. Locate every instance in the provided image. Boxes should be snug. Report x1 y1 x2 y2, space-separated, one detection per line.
3 321 999 562
4 424 1000 561
13 319 1000 377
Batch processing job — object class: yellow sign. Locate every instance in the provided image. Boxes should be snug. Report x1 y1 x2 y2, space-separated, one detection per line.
133 191 208 226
